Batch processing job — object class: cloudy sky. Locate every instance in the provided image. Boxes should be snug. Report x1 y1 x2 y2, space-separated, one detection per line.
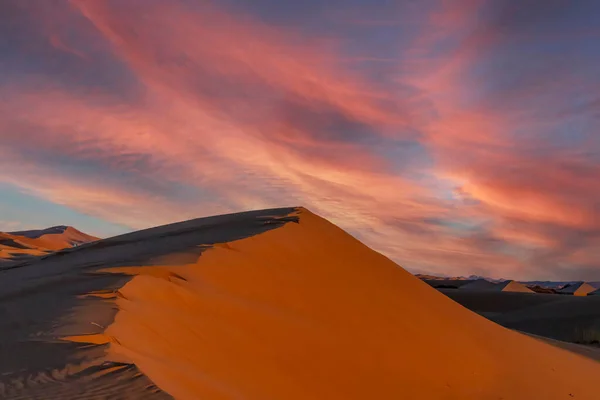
1 0 599 280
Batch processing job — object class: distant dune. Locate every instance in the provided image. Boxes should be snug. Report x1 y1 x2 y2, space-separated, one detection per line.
557 282 597 296
2 207 600 399
416 275 596 291
0 226 98 261
460 279 534 293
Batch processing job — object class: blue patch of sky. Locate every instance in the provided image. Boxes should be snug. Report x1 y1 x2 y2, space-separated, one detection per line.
462 0 600 110
378 137 433 175
0 183 129 237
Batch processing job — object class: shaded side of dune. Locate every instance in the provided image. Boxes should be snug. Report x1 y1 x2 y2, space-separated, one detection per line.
0 207 298 399
441 289 600 347
494 296 600 345
440 289 564 314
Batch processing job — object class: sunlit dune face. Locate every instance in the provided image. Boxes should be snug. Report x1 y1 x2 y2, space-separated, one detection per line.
77 209 600 399
1 0 600 279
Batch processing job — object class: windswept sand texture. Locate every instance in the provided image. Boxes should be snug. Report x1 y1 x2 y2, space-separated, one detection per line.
2 207 600 399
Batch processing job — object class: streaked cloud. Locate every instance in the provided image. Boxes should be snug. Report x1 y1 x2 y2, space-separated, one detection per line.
1 0 599 280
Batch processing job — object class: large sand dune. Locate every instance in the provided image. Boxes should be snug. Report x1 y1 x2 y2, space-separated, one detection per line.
1 207 599 399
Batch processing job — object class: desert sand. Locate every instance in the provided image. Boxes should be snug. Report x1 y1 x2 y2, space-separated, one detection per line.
557 282 597 296
0 226 98 261
2 207 600 399
460 279 534 293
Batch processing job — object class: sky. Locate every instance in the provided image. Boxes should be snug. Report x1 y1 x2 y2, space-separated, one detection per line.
1 0 599 280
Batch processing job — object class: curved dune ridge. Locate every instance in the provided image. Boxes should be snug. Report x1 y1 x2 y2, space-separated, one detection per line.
0 226 99 261
2 207 600 399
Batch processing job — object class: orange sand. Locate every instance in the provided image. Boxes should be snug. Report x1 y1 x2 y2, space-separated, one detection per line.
84 209 600 399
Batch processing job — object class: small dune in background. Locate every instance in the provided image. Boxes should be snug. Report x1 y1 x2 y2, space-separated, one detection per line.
0 226 99 261
2 207 600 399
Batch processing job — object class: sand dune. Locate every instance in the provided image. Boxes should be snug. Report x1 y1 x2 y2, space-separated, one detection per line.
460 279 534 293
0 226 98 262
557 282 596 296
9 225 99 250
2 207 600 399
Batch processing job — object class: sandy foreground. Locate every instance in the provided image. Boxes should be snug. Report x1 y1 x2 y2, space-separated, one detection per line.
1 207 599 399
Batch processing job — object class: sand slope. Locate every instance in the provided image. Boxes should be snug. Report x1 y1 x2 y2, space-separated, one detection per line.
2 207 600 399
500 280 535 293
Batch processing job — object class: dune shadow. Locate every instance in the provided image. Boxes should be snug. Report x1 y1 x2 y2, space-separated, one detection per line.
526 332 600 364
0 207 299 398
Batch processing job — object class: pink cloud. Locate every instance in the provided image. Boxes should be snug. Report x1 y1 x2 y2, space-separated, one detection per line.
393 0 600 278
1 0 598 280
71 0 410 132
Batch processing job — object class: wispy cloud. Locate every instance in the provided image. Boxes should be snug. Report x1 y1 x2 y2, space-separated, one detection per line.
0 0 599 279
